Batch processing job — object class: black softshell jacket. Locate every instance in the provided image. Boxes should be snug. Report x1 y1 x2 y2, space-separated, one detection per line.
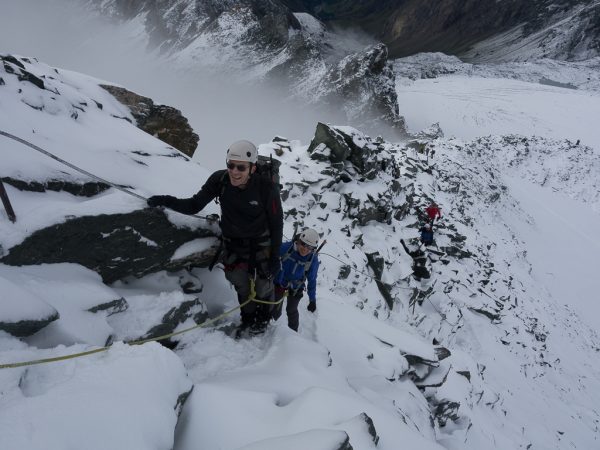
166 170 283 252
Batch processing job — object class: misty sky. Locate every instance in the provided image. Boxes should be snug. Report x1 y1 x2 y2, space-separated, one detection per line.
0 0 351 170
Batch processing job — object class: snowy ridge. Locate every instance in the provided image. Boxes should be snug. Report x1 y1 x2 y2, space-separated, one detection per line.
1 54 600 449
464 135 600 211
395 52 600 92
0 54 214 250
268 128 600 448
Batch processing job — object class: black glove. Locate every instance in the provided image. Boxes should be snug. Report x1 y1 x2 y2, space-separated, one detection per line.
147 195 176 208
307 301 316 313
269 256 281 278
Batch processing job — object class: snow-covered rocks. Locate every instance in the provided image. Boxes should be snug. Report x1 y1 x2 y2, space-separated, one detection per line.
0 273 59 338
0 264 122 346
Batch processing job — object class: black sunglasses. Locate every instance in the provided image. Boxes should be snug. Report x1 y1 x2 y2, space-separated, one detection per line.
226 162 251 171
298 240 316 251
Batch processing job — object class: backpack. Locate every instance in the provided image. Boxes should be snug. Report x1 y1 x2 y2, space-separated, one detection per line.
256 154 281 190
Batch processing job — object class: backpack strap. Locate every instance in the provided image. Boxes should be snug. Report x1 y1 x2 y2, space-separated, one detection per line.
215 171 228 205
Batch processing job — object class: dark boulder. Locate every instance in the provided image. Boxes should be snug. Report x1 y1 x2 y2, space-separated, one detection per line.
308 122 352 163
1 208 217 284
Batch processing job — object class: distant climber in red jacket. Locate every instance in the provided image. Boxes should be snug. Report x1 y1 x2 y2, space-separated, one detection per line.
425 203 441 225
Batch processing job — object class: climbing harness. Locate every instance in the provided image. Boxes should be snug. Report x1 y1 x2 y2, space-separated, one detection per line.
0 130 216 222
247 277 284 306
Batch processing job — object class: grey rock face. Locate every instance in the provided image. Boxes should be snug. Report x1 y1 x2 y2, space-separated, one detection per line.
284 0 600 61
1 209 217 284
319 44 405 134
101 85 199 158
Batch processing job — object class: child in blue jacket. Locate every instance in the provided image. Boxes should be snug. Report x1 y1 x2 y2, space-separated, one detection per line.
272 228 320 331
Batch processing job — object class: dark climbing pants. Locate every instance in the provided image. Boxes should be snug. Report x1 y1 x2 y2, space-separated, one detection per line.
272 287 303 332
225 267 274 326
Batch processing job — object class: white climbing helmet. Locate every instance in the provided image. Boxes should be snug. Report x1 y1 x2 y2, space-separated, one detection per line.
226 140 258 164
298 228 319 248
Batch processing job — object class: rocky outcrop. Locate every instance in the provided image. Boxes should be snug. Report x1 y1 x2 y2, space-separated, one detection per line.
308 122 401 181
101 85 199 158
1 208 218 284
90 2 406 132
318 44 406 134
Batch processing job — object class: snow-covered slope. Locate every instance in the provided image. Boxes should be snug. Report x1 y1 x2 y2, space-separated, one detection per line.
395 53 600 149
2 53 600 450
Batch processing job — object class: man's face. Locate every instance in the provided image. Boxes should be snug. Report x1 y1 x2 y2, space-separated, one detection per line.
226 160 255 187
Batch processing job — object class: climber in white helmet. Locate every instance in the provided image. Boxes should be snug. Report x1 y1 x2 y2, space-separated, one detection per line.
148 140 283 336
272 227 321 332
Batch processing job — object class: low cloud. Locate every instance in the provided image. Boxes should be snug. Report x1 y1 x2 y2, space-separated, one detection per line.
0 0 394 170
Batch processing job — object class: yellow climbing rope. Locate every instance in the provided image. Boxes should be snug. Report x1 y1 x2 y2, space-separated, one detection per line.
0 277 288 369
0 298 252 370
247 277 286 305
